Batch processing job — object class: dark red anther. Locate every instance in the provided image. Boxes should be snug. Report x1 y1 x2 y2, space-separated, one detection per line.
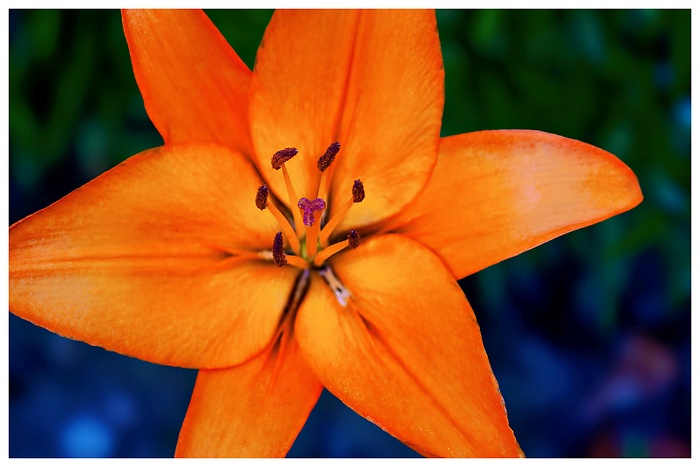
297 197 326 227
272 232 287 267
348 230 360 249
271 147 298 170
317 142 341 172
352 179 365 203
255 185 269 210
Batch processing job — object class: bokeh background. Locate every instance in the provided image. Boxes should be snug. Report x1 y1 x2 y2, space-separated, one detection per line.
8 9 690 457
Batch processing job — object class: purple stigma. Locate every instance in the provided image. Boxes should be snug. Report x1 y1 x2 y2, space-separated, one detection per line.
271 147 298 170
297 197 327 227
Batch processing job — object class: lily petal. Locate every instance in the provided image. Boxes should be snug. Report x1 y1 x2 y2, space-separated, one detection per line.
10 144 296 369
122 9 253 156
295 234 521 457
250 10 442 229
332 10 444 231
250 10 359 202
386 130 643 279
176 334 322 457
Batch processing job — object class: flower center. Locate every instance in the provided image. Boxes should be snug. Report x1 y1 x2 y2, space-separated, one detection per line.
255 142 364 272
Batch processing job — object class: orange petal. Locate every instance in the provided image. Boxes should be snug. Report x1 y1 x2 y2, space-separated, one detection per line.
250 10 359 203
250 10 442 229
295 234 521 457
10 143 296 369
332 10 444 231
176 334 322 457
386 130 643 279
122 10 253 156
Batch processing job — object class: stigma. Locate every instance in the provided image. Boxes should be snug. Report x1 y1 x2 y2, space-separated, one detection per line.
297 198 326 227
256 141 365 270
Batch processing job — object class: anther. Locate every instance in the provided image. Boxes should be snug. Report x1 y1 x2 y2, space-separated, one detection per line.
297 197 327 227
255 185 268 210
271 147 298 170
352 179 365 203
348 230 360 249
271 231 307 269
272 232 287 267
317 142 341 172
319 180 366 248
255 185 301 255
316 142 341 202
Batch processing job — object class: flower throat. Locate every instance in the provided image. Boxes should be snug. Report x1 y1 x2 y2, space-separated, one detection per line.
255 142 364 270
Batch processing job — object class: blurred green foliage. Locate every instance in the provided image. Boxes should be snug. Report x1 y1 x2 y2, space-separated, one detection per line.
10 10 157 191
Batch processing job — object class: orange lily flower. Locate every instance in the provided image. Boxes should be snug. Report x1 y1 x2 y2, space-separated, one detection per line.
9 9 642 458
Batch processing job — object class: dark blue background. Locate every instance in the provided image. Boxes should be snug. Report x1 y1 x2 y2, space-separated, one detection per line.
9 10 690 457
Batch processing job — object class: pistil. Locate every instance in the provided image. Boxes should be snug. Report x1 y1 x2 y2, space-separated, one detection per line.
297 197 326 258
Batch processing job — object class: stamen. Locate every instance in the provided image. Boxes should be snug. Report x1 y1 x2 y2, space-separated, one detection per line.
270 147 304 234
255 185 300 255
255 185 269 210
347 229 360 249
272 232 287 267
313 230 360 267
298 197 326 258
352 179 365 203
317 142 341 172
271 148 298 170
319 179 365 248
316 142 341 202
272 232 306 269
